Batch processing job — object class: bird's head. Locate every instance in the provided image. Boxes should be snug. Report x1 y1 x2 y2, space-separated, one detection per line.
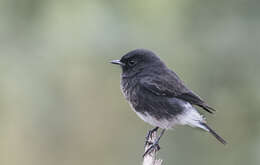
110 49 164 77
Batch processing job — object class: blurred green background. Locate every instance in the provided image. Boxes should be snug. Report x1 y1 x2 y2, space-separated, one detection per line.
1 0 260 165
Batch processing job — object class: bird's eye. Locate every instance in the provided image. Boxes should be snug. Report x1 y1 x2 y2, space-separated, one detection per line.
128 60 137 66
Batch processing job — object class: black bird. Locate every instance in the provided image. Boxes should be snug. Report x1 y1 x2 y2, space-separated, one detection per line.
110 49 226 156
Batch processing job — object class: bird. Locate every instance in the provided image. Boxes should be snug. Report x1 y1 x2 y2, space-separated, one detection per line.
110 49 226 156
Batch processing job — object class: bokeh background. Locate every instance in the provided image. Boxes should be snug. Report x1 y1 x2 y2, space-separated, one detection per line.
1 0 260 165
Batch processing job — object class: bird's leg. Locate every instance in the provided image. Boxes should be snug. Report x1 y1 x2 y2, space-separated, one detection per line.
145 127 159 147
143 129 165 157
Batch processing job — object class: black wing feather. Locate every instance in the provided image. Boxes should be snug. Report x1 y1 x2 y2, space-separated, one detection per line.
139 73 215 114
176 92 215 113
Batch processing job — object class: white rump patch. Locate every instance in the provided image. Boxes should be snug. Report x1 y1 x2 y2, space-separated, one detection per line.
175 103 207 130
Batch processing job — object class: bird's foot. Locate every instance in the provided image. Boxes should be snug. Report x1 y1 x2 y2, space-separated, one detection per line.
143 129 165 157
143 140 160 157
144 127 159 147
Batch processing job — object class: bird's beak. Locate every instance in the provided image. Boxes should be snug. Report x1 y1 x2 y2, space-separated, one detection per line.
110 60 125 66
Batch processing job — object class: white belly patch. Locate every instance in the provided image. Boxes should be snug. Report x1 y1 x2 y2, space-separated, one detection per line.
134 102 206 130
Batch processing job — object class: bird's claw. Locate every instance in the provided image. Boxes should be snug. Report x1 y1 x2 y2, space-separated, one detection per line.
144 131 152 147
143 128 165 157
144 127 159 148
143 142 160 157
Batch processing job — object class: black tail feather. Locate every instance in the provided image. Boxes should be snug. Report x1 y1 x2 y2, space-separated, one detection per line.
201 123 227 145
199 103 216 114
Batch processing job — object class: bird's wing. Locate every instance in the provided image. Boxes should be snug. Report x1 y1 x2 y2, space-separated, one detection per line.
176 91 216 113
139 72 215 113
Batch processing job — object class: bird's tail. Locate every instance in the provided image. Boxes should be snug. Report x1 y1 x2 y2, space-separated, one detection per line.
200 122 227 145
